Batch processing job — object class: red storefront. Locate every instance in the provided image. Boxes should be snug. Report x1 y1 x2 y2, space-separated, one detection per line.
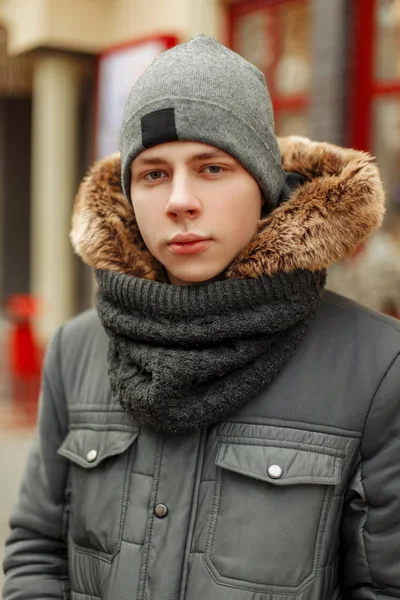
228 0 400 216
228 0 311 139
351 0 400 215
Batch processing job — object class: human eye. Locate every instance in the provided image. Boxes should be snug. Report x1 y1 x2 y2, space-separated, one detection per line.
202 165 224 175
144 170 166 181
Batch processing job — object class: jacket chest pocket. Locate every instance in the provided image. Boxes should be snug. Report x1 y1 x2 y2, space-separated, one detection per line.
205 437 343 594
58 427 139 557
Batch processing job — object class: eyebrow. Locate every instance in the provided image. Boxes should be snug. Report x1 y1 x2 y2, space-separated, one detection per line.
133 150 229 168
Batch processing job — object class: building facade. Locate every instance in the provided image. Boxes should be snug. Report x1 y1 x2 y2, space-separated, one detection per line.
0 0 398 341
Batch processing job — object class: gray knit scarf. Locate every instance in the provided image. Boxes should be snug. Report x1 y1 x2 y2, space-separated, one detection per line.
96 268 326 433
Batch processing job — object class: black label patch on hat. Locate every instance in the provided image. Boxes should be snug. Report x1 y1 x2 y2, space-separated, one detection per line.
141 108 179 148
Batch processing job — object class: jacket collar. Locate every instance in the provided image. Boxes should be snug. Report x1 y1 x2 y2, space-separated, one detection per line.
70 136 385 280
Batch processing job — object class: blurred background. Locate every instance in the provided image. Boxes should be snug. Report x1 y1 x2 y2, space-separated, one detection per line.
1 0 400 582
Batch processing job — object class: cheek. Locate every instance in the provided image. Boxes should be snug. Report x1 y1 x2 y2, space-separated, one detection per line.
217 188 262 241
131 199 160 252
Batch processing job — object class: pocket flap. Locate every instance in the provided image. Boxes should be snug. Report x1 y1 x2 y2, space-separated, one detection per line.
58 427 139 469
216 442 342 485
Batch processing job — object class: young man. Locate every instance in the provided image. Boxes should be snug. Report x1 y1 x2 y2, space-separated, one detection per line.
3 36 400 600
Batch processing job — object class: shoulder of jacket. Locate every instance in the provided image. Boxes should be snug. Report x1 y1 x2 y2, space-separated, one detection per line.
311 291 400 379
322 290 400 337
60 308 105 347
56 309 110 407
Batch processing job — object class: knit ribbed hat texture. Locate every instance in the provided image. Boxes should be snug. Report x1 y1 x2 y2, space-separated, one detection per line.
120 36 284 209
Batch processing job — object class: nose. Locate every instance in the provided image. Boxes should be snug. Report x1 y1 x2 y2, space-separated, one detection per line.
165 173 201 220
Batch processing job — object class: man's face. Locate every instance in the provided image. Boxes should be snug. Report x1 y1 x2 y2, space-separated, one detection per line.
130 141 263 285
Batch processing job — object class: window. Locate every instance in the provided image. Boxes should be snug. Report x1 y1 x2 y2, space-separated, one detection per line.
375 0 400 82
229 0 311 137
351 0 400 213
373 0 400 212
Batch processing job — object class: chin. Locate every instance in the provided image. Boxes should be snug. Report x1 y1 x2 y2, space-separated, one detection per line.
167 264 227 286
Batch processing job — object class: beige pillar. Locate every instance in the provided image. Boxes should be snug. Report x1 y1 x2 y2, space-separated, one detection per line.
31 53 80 343
190 0 225 41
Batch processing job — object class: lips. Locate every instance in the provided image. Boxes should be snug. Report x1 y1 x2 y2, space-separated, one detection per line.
168 233 212 256
169 233 209 244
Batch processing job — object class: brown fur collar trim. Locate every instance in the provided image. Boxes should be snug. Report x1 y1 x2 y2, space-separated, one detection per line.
71 136 385 280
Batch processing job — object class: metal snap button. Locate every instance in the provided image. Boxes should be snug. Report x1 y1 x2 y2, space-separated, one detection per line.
154 503 168 518
86 449 98 463
267 464 283 479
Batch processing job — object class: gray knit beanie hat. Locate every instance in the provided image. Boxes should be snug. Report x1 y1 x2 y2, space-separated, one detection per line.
120 36 284 209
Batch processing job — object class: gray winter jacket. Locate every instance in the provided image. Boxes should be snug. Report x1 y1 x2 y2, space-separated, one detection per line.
4 292 400 600
4 137 400 599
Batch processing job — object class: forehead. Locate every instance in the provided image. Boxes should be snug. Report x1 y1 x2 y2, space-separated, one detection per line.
132 141 234 166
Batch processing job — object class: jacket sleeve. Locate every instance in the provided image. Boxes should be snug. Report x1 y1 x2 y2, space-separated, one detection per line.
341 352 400 599
2 326 70 600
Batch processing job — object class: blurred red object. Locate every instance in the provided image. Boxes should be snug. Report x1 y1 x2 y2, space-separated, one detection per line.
5 294 43 426
6 294 41 319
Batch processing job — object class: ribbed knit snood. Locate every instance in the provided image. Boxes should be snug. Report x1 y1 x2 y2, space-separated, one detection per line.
96 269 326 433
